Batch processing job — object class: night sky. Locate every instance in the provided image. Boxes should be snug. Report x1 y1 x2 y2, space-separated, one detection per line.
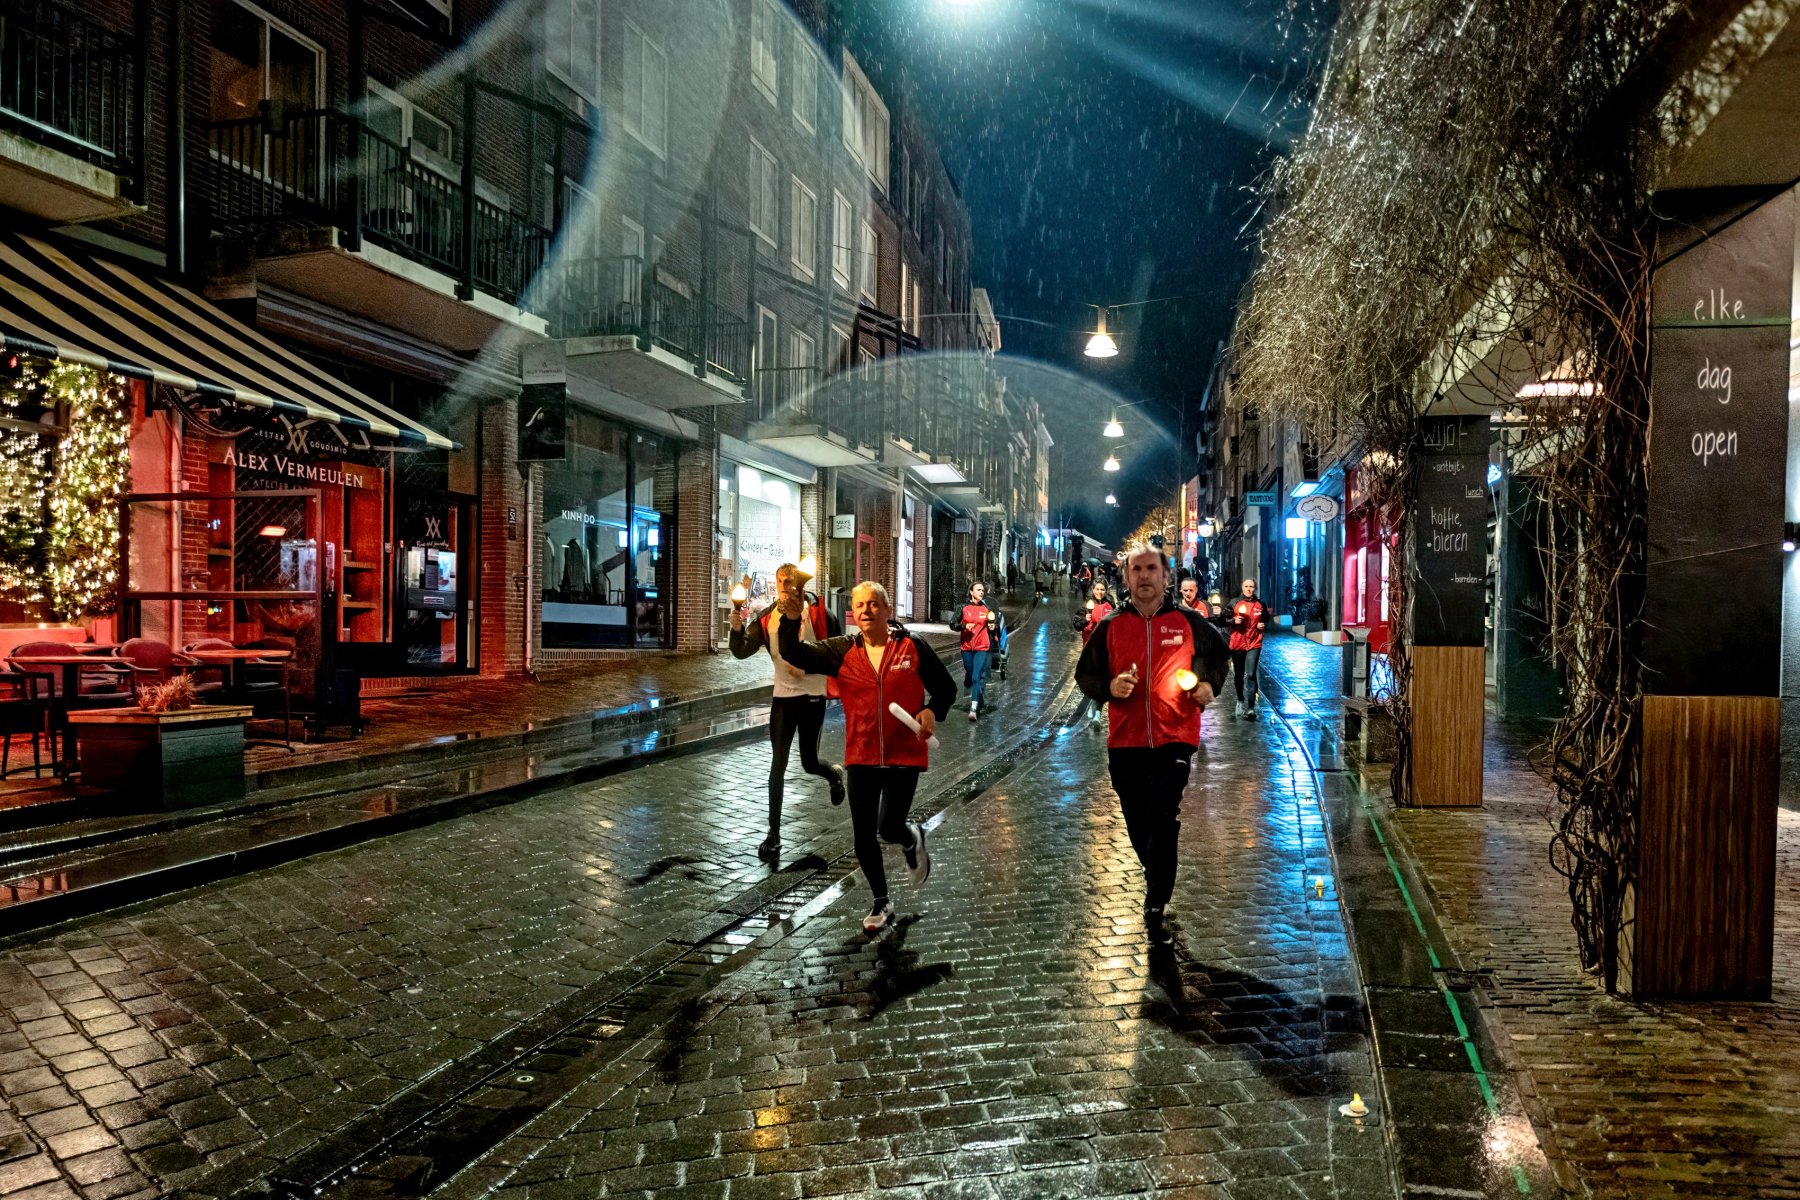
837 0 1331 545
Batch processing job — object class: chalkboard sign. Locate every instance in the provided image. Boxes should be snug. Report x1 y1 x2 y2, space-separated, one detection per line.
1642 190 1794 697
1410 415 1490 646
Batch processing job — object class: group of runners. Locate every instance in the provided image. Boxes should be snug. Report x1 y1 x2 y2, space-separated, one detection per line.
727 548 1275 943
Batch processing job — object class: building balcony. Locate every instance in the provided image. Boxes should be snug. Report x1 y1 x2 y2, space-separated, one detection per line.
206 107 548 352
0 0 143 223
745 365 877 467
546 255 749 410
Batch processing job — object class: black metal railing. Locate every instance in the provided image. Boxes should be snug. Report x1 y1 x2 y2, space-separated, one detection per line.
549 256 751 386
0 0 141 175
207 106 550 305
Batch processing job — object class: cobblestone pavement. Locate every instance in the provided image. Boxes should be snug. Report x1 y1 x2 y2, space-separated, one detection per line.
1263 634 1800 1200
451 648 1389 1198
0 607 1079 1198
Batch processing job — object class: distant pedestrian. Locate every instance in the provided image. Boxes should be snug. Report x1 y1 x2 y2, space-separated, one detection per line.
730 563 847 858
1068 579 1114 725
1179 577 1211 618
1227 578 1273 720
959 581 995 721
1076 545 1228 944
778 582 956 934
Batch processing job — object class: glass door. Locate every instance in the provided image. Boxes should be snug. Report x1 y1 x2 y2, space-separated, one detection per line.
396 492 468 668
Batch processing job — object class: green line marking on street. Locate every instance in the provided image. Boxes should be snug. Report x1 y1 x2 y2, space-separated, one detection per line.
1362 796 1529 1196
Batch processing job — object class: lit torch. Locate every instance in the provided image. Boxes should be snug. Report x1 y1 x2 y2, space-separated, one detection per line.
795 554 817 581
1175 669 1200 693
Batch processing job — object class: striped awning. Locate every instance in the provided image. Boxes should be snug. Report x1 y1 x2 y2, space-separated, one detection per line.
0 233 456 451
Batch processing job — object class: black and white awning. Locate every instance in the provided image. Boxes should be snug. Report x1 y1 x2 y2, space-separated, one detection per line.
0 233 456 451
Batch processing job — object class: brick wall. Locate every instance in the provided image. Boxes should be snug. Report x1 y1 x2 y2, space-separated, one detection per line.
672 427 718 652
477 395 525 676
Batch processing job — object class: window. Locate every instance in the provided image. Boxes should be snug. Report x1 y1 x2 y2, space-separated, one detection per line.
365 80 454 173
841 53 890 193
545 0 600 105
832 191 853 287
621 218 646 307
791 33 817 131
790 178 817 280
622 21 669 155
750 0 779 103
209 3 324 184
749 141 779 245
789 330 816 371
900 261 911 331
858 220 878 301
755 307 779 405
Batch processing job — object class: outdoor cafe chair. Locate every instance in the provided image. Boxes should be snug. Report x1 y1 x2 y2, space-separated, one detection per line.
114 638 223 694
0 669 52 779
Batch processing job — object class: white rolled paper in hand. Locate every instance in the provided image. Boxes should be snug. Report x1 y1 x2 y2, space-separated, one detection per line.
887 702 941 749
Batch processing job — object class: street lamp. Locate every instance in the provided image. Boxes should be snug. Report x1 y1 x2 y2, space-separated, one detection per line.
1084 309 1119 359
1102 415 1124 438
1105 491 1118 506
1103 453 1120 472
1198 517 1214 539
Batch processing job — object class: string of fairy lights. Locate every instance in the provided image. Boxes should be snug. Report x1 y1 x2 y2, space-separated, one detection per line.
0 354 128 618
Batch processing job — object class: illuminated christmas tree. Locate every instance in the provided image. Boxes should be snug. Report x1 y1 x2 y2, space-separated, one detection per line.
46 362 129 619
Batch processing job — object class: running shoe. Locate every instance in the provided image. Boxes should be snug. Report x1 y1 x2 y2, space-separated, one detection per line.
1245 706 1260 721
828 765 847 807
757 832 780 859
968 701 979 722
863 897 895 934
904 821 931 888
1145 905 1173 946
1234 702 1245 719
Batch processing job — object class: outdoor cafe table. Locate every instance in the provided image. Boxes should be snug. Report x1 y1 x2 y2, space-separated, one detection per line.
183 648 292 693
3 649 126 704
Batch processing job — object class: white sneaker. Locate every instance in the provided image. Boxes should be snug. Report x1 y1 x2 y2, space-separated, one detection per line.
968 702 979 722
863 897 895 934
904 822 931 888
1234 702 1245 719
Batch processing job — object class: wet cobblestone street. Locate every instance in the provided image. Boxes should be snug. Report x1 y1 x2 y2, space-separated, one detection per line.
0 617 1392 1199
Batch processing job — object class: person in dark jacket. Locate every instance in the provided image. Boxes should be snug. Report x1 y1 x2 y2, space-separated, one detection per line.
1068 579 1114 726
1076 546 1229 944
778 581 957 934
730 562 846 859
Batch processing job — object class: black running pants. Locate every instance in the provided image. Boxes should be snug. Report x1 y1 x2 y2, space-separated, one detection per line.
845 765 921 900
1106 743 1195 910
768 695 833 831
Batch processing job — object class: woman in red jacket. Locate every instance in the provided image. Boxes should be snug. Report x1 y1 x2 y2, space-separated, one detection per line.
959 581 995 722
1068 580 1114 726
778 582 957 934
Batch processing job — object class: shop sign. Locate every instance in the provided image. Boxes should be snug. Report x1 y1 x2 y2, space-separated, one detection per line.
220 445 373 490
1409 415 1490 646
1295 494 1340 523
1642 189 1794 696
831 514 856 538
518 342 568 463
953 517 974 533
1245 490 1277 506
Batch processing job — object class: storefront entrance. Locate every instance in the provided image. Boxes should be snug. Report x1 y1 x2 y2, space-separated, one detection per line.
397 491 470 668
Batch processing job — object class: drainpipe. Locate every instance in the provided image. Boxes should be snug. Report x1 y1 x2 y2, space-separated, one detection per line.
164 0 186 276
522 471 536 676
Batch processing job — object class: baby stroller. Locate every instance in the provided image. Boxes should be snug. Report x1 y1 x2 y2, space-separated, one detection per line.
989 606 1010 680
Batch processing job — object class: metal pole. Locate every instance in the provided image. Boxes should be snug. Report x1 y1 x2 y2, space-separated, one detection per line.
523 471 535 675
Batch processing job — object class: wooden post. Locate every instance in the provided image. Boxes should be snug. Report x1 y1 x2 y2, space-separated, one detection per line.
1407 414 1491 807
1627 188 1793 998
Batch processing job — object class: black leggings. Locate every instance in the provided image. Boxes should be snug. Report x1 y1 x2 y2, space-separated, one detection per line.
1106 744 1194 910
845 765 921 900
768 695 834 831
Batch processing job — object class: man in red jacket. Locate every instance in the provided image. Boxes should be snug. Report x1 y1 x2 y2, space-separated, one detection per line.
1228 578 1274 720
1076 545 1229 944
730 562 846 859
778 581 957 934
1068 579 1114 726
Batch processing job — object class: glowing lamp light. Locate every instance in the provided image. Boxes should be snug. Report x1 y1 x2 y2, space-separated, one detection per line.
730 584 748 605
1198 518 1215 538
1104 492 1118 506
1175 669 1200 692
1210 592 1223 608
795 554 817 579
1086 598 1096 612
1103 454 1120 472
1103 416 1124 438
1084 309 1119 359
258 525 287 538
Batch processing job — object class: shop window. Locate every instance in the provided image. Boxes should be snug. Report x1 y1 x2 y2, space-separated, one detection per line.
541 414 677 648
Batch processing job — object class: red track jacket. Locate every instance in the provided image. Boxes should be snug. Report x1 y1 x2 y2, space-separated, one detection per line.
1075 600 1229 750
777 617 956 768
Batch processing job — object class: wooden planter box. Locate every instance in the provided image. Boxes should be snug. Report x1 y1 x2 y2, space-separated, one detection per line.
67 705 253 809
